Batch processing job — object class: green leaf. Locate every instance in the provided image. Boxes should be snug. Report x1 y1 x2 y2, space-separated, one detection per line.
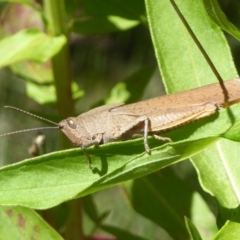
26 81 84 104
121 66 155 104
11 61 53 84
0 29 66 68
26 82 57 104
191 139 240 223
145 0 237 93
213 221 240 240
189 192 218 239
105 82 131 104
73 16 140 34
203 0 240 41
185 217 203 240
222 117 240 142
0 135 219 209
0 206 63 239
105 67 154 104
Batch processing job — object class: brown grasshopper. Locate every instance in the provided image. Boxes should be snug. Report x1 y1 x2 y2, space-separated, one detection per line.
58 78 240 153
2 78 240 168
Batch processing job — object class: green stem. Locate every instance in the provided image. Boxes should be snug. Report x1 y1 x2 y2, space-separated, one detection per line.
44 0 74 149
44 0 74 119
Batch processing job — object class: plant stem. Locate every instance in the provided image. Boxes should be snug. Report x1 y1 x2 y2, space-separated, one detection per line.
44 0 74 119
43 0 74 151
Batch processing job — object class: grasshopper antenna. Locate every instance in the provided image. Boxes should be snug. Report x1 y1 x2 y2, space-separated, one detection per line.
0 106 61 138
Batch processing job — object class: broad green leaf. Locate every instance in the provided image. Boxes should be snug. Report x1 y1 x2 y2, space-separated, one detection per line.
0 206 63 240
0 29 66 68
203 0 240 41
213 221 240 240
145 0 240 227
73 16 140 34
0 136 218 209
145 0 237 93
191 139 240 225
185 217 203 240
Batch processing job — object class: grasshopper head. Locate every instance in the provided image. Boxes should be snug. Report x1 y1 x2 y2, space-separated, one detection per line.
59 117 89 147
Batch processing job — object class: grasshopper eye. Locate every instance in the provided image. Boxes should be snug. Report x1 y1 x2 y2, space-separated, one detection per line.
67 119 77 129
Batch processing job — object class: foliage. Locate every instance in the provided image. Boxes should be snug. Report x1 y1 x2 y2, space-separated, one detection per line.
0 0 240 239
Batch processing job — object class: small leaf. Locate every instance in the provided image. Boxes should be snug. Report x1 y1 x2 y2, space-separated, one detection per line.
107 16 140 30
73 16 139 34
26 82 56 104
222 117 240 142
185 217 203 240
105 82 131 104
0 29 66 68
26 81 84 104
190 192 218 239
105 67 154 104
11 61 53 84
203 0 240 41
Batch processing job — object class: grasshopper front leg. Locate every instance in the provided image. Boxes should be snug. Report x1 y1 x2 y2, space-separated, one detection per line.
80 134 103 169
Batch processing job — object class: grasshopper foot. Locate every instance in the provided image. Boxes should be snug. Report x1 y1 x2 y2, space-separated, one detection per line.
153 134 172 142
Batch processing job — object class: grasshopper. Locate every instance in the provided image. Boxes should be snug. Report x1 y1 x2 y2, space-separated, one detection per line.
2 78 240 168
56 78 240 154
